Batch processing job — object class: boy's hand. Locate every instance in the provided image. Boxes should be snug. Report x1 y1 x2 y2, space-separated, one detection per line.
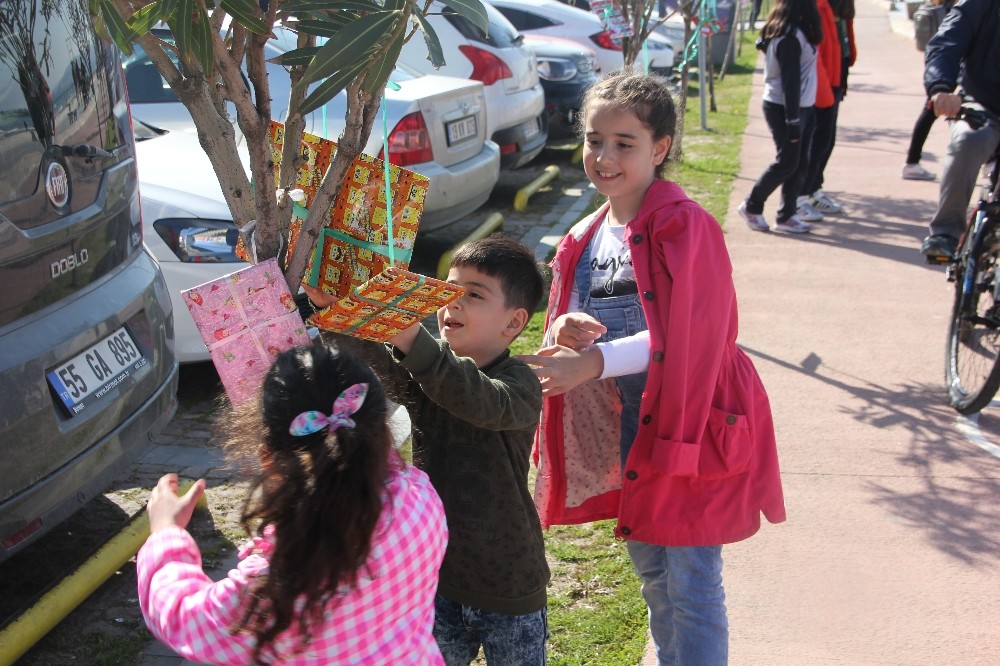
517 345 604 396
549 313 606 351
147 474 206 533
302 284 336 309
387 321 421 354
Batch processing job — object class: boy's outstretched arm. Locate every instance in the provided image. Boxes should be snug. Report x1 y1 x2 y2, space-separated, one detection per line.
518 345 604 397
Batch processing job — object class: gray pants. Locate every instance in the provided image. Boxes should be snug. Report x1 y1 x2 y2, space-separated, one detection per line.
929 108 1000 240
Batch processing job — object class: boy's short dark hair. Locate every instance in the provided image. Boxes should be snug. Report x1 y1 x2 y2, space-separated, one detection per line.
450 234 545 315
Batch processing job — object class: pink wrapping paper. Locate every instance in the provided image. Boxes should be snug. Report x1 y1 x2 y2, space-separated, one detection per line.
181 258 311 405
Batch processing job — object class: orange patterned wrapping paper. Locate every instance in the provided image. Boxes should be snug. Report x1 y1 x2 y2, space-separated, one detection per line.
308 267 464 343
237 121 429 291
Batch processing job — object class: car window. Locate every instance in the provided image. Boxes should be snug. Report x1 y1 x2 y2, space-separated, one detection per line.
442 3 522 48
493 7 559 31
122 47 181 104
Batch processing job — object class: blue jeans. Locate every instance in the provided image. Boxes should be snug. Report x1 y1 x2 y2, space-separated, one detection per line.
433 595 547 666
579 252 729 666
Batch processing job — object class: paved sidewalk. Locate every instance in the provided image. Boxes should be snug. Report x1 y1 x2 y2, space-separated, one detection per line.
676 1 999 665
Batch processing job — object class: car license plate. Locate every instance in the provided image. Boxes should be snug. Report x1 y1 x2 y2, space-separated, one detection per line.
47 326 148 415
446 115 477 145
524 116 541 140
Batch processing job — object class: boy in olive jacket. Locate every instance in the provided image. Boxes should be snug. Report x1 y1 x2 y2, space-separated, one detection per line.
305 235 549 665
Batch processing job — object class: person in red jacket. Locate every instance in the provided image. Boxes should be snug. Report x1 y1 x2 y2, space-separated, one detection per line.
519 68 786 666
797 0 845 220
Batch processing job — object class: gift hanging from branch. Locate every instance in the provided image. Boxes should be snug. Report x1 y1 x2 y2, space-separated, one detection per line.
180 258 312 406
258 121 464 342
591 0 633 39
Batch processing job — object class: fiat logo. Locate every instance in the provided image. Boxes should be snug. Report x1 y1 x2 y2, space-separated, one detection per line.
46 162 69 209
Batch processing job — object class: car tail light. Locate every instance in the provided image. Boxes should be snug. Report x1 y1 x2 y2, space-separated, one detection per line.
378 112 433 167
153 218 242 263
590 31 623 52
459 45 513 86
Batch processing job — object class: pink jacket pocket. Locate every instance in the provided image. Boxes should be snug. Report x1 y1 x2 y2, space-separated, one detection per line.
649 408 753 480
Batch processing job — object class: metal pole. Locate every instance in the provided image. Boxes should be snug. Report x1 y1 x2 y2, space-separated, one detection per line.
698 30 708 130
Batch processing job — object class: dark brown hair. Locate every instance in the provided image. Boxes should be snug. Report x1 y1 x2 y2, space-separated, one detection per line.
761 0 823 44
223 342 391 663
450 233 545 316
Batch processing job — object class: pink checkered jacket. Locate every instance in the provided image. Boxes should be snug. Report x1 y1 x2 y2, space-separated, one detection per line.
137 462 447 665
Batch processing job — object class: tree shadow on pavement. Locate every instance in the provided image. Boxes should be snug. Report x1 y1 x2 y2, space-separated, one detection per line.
742 344 1000 567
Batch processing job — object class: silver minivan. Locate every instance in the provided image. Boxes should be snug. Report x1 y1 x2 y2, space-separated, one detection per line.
0 0 179 560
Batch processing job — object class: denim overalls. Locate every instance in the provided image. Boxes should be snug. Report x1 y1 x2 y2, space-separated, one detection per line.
575 233 728 666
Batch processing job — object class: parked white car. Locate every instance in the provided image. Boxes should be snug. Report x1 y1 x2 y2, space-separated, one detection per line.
124 27 499 231
490 0 675 77
129 30 500 362
397 1 547 169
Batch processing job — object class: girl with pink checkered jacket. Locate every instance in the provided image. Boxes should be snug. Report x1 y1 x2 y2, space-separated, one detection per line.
137 343 448 664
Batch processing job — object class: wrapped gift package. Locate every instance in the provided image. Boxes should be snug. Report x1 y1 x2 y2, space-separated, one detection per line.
181 258 312 405
307 267 464 343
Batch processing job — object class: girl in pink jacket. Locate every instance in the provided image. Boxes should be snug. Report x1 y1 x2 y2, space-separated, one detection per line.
137 343 447 664
519 69 786 665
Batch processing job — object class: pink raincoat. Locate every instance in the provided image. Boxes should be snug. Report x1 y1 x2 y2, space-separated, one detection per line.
533 180 786 546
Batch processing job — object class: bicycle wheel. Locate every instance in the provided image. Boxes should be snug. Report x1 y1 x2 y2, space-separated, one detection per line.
946 219 1000 414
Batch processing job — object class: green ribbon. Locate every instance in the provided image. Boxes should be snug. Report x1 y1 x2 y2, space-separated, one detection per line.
343 272 426 334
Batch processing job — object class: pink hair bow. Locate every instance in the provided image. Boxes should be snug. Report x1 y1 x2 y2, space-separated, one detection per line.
288 383 368 437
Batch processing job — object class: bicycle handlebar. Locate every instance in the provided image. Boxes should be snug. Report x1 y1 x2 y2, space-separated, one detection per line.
950 106 990 131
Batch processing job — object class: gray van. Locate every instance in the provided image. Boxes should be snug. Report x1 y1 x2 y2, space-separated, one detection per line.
0 0 178 560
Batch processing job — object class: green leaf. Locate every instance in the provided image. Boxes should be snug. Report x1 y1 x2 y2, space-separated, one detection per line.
283 0 382 12
442 0 488 34
159 0 177 19
127 2 165 36
300 11 399 86
169 0 196 59
297 59 369 115
220 0 268 34
267 45 321 66
98 0 139 54
412 9 444 68
191 10 215 74
361 35 403 94
295 17 353 38
382 0 405 10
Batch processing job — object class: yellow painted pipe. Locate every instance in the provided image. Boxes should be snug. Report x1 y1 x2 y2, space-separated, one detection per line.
437 212 505 280
0 480 207 664
513 165 561 213
571 143 584 165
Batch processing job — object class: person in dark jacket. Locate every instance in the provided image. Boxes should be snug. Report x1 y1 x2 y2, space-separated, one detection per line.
919 0 1000 261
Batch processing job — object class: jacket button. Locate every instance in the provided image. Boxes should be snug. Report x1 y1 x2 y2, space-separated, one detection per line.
626 470 638 480
726 414 737 425
642 414 652 425
620 526 632 536
643 290 655 300
631 233 643 244
652 351 664 362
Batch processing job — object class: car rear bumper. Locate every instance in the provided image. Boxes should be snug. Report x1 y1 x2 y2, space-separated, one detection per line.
494 113 548 169
540 76 596 142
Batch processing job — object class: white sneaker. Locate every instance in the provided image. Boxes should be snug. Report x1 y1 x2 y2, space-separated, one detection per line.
808 189 843 214
902 163 937 181
738 201 770 232
775 216 812 234
796 197 824 222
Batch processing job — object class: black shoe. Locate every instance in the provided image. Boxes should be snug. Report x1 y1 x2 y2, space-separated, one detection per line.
921 234 958 264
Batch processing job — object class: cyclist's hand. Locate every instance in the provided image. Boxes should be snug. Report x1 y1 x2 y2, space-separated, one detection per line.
931 92 962 118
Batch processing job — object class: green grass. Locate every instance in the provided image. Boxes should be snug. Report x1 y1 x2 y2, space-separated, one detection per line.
511 31 760 665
